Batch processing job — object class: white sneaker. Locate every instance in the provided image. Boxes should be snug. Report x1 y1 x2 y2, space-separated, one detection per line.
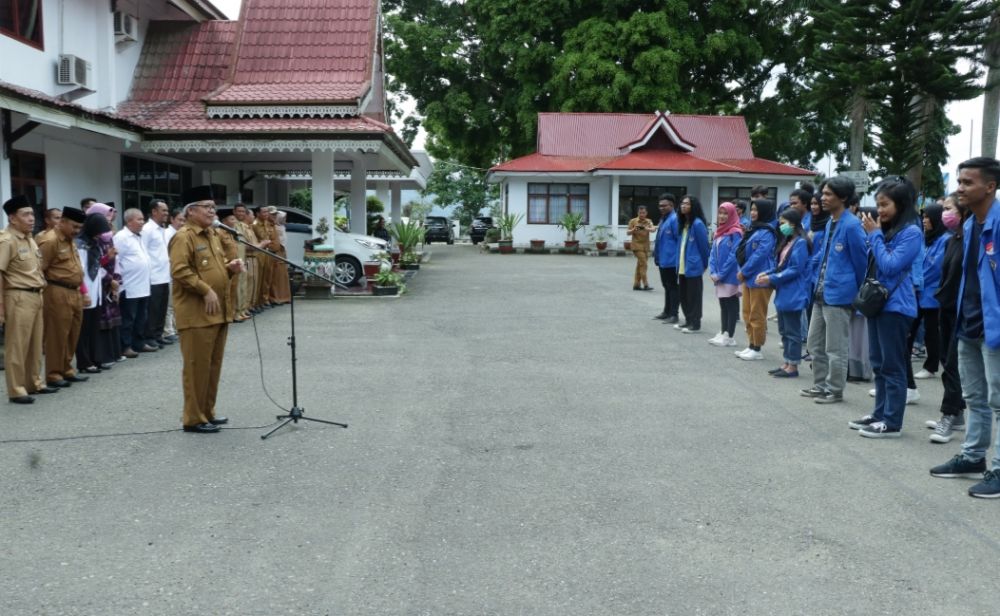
722 337 738 347
906 388 920 405
868 388 876 398
738 349 764 361
914 369 937 379
708 332 724 344
735 347 751 357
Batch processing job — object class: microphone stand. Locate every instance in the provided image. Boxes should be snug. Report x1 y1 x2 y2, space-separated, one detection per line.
225 229 348 440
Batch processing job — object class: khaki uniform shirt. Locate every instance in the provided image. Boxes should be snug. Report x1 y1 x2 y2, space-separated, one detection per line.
169 222 232 330
238 220 259 255
35 229 56 244
265 221 283 257
0 229 47 290
628 217 653 249
38 232 84 287
216 228 239 262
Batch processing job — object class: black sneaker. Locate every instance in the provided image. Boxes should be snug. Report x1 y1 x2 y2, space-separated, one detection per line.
814 391 843 404
930 454 987 478
664 316 678 324
800 386 826 398
969 469 1000 498
858 421 900 438
848 414 877 430
653 313 669 320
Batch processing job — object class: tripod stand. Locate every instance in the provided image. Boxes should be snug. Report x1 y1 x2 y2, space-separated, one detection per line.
228 231 348 440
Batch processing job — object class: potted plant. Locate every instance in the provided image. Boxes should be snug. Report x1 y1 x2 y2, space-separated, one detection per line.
484 227 500 244
496 212 524 254
556 211 585 252
390 220 425 258
400 251 421 270
529 239 546 252
588 224 614 251
372 269 405 296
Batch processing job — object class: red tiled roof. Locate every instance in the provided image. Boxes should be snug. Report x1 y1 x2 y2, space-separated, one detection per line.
490 153 615 173
594 150 741 173
117 100 391 133
128 21 239 102
0 80 143 131
717 158 815 176
206 0 377 104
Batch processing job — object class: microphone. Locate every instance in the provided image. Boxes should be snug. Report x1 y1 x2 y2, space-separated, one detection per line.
212 219 241 236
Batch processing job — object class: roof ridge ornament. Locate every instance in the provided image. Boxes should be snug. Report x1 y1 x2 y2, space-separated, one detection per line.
205 104 359 119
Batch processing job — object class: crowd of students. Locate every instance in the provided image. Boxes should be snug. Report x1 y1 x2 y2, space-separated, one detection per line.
645 157 1000 499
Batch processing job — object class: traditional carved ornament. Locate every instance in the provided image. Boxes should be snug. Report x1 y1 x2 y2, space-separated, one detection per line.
141 139 383 154
205 105 359 119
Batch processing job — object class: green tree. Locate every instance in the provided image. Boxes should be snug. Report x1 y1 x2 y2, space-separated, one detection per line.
289 187 313 213
423 161 499 228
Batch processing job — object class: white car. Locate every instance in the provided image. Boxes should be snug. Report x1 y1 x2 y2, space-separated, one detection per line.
279 207 388 286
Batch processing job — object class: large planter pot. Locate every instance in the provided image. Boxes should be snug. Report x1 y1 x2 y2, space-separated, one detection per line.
563 240 580 253
595 241 608 251
363 263 380 279
390 251 401 264
401 263 421 271
498 239 514 254
530 239 545 250
373 285 399 296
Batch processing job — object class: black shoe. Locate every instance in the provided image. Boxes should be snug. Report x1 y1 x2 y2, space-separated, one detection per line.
642 286 654 291
139 344 159 353
633 286 642 291
768 366 785 375
83 366 102 374
99 363 114 370
46 380 70 388
183 423 221 434
65 375 89 383
209 416 229 425
814 391 843 404
9 396 34 404
930 454 987 478
848 414 877 430
664 316 678 324
800 386 826 398
653 313 669 320
156 338 175 346
34 387 59 394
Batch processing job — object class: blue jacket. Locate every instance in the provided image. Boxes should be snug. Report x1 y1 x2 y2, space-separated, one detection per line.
869 223 922 318
740 215 751 229
910 241 926 291
802 211 812 231
709 233 741 286
808 227 827 288
654 211 679 268
809 213 868 306
768 237 810 311
680 219 710 277
919 232 951 309
956 200 1000 349
740 227 777 288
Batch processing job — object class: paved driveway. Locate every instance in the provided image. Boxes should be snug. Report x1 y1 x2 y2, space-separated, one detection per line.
1 245 996 615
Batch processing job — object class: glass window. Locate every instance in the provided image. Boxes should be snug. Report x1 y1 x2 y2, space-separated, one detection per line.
528 195 547 223
618 185 686 225
121 155 191 215
154 162 169 193
10 149 46 233
528 183 547 195
1 0 43 47
525 183 589 224
121 157 137 190
139 159 154 192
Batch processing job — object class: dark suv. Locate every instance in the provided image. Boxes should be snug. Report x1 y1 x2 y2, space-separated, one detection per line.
469 216 494 244
424 216 454 244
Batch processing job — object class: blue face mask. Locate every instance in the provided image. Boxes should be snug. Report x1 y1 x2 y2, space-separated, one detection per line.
779 223 794 237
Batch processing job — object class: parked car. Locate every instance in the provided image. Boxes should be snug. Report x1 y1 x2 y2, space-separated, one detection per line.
470 216 494 244
424 215 454 244
278 207 388 286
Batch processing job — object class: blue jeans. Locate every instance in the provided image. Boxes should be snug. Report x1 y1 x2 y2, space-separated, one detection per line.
778 310 803 365
958 337 1000 467
119 292 150 352
868 311 913 429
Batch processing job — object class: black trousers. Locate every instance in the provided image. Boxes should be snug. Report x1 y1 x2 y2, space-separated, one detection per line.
679 275 703 329
659 267 679 317
912 307 942 373
938 308 965 416
719 295 740 337
145 283 170 342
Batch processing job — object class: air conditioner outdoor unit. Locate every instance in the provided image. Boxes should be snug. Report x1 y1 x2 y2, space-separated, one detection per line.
113 12 138 42
56 54 94 91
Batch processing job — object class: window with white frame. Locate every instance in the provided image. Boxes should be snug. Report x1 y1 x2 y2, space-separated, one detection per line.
527 183 589 224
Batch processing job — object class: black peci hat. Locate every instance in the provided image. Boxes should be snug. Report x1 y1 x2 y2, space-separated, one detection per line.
61 206 86 223
182 185 215 206
3 195 32 216
216 207 234 219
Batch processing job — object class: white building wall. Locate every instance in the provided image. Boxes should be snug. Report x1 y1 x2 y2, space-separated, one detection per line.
40 136 119 210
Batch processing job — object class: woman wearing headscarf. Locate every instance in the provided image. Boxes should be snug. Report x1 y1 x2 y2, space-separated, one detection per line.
93 211 124 365
735 198 779 360
270 210 292 304
75 214 115 371
708 202 743 347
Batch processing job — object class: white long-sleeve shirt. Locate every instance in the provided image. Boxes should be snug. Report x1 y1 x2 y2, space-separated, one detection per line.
113 227 151 298
141 219 171 285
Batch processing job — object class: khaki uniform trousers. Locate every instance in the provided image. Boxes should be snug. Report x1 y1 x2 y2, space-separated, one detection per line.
256 255 272 305
43 285 83 381
4 289 44 397
179 323 228 427
241 257 257 313
742 284 774 347
632 248 650 287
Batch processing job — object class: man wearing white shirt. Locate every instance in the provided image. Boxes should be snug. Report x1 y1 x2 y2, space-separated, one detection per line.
113 208 156 357
142 200 173 348
163 207 185 340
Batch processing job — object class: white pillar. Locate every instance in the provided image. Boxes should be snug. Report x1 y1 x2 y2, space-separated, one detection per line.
311 151 335 242
375 181 390 212
390 183 401 224
350 158 367 234
0 129 10 229
610 175 620 248
710 177 720 229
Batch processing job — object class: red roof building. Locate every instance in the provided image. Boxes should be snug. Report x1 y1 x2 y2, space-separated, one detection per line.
488 112 814 247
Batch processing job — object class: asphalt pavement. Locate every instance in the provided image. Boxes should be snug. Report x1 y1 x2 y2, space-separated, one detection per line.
1 244 997 615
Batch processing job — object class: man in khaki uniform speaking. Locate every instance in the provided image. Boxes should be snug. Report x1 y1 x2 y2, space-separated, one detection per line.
170 187 244 433
38 206 89 388
0 196 59 404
